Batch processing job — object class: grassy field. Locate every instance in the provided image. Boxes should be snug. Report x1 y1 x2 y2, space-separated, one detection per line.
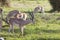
0 0 60 40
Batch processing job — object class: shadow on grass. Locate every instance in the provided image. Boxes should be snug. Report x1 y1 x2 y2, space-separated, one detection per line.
23 11 51 14
41 30 60 33
2 25 9 28
33 38 60 40
2 26 60 34
45 10 56 13
25 27 60 34
23 11 33 13
2 28 21 33
35 28 60 33
23 10 56 14
0 29 21 38
24 28 41 34
1 28 60 39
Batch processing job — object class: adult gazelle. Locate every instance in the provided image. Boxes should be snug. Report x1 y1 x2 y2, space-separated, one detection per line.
8 13 34 36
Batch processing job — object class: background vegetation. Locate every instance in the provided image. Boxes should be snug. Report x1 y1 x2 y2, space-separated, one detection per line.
0 0 60 40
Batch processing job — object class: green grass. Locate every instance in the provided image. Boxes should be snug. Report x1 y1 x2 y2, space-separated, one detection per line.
0 0 60 40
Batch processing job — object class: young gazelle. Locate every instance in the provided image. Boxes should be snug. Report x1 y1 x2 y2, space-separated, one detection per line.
8 13 34 36
33 5 45 15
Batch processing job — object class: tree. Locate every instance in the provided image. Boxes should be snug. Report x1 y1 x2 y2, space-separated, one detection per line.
49 0 60 12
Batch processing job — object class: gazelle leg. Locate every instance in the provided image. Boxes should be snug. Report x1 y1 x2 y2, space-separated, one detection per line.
9 24 14 33
0 21 2 32
20 26 24 36
12 25 14 33
0 26 2 32
9 24 12 32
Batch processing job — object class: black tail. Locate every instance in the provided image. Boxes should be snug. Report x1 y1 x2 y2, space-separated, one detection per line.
29 13 35 24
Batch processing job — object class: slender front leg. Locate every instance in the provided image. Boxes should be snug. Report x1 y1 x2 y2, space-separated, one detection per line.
9 24 14 33
12 24 14 33
20 26 24 36
0 26 2 32
0 21 2 32
9 24 12 32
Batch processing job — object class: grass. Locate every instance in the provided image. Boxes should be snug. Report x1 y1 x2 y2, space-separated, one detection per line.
0 0 60 40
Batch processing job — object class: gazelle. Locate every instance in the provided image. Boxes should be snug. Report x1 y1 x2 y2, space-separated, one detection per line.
8 13 34 36
33 5 45 15
6 10 35 23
